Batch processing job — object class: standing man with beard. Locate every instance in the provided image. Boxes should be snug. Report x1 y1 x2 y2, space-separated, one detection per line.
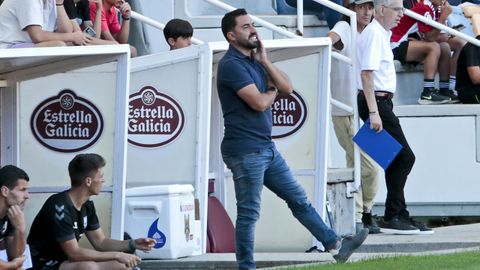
0 165 30 269
217 8 368 269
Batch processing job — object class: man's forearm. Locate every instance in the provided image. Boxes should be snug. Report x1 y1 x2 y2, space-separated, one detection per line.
56 5 74 33
361 71 378 113
94 238 129 252
0 259 20 270
6 233 25 259
93 9 102 38
262 60 292 94
116 22 130 44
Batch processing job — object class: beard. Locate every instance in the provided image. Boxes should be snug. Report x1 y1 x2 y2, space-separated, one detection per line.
238 35 259 49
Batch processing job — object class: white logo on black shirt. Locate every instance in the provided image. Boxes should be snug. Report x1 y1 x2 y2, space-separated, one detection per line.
1 221 7 235
55 204 65 220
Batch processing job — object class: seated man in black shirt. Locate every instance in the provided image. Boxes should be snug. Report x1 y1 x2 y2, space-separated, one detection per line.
456 38 480 103
28 153 156 270
0 165 30 269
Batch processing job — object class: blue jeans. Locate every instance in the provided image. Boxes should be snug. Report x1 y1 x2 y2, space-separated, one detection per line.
223 147 339 270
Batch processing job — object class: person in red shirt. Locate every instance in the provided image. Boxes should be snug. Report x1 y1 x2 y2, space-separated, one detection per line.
89 0 137 57
391 0 463 104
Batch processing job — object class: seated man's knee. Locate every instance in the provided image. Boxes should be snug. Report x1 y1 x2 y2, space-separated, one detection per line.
236 206 260 224
426 41 441 56
439 42 451 54
450 37 467 50
54 41 67 47
35 40 67 47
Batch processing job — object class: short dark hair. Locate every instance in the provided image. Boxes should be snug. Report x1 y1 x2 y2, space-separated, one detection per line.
68 153 106 187
221 8 248 41
0 165 29 190
163 18 193 42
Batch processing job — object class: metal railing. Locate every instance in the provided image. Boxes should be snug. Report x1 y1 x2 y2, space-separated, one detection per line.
198 0 361 193
404 9 480 47
128 1 480 245
130 11 204 45
130 2 480 201
311 0 360 195
202 0 301 39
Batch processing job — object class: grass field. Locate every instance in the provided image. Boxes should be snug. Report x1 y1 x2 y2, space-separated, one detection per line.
282 250 480 270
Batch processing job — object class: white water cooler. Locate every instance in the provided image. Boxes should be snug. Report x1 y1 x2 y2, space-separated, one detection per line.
124 184 196 259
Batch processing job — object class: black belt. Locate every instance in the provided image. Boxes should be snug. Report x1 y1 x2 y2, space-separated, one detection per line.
358 90 394 99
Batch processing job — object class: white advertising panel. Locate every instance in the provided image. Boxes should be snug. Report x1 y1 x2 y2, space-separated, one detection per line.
128 59 198 185
273 54 321 170
19 73 116 186
0 46 130 239
127 44 212 254
209 38 331 250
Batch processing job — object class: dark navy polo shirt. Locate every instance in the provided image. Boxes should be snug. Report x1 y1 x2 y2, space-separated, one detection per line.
217 45 274 156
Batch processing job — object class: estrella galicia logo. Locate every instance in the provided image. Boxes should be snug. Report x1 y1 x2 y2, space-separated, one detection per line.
128 86 185 147
272 90 307 139
148 218 167 249
30 89 103 152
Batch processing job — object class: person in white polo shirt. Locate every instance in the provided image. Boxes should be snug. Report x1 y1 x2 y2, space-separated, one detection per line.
328 0 380 234
356 0 434 235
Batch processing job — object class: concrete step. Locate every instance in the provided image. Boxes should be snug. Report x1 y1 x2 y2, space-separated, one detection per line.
358 223 480 253
327 167 353 184
138 223 480 269
139 253 331 270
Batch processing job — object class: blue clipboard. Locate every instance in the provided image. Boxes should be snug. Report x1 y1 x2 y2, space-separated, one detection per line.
352 118 403 170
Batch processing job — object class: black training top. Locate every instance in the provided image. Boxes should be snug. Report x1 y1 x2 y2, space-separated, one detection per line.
27 190 100 262
456 42 480 98
0 216 14 241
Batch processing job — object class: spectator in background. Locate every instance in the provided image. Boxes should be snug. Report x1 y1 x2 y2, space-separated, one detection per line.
425 0 466 98
455 37 480 103
328 0 380 234
64 0 95 31
0 165 30 269
391 0 455 104
0 0 93 48
429 0 466 99
64 0 117 45
89 0 137 57
391 0 465 104
357 0 433 235
163 18 193 50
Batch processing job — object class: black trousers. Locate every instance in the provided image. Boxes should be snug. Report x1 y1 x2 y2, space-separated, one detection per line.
458 90 480 104
357 93 416 221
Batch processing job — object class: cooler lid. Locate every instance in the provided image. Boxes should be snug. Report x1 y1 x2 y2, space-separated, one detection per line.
125 184 194 197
